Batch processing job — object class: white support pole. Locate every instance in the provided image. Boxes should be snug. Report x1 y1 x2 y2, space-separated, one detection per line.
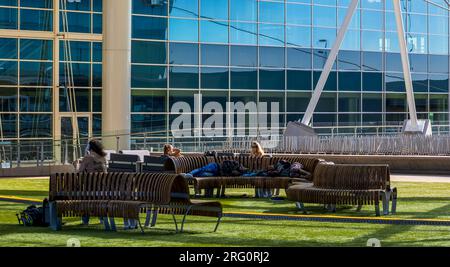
102 0 132 150
393 0 418 127
301 0 359 126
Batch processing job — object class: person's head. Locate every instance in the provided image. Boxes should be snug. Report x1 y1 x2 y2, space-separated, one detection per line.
251 141 264 156
163 144 173 155
87 139 106 158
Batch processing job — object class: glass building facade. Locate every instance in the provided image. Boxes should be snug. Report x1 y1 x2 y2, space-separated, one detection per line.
1 0 450 156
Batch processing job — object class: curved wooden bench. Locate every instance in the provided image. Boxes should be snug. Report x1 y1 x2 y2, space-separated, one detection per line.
286 163 398 216
48 172 223 233
166 154 325 197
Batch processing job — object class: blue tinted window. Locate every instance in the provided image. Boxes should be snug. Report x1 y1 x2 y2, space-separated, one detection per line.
20 114 52 138
0 87 17 112
259 1 284 23
63 0 90 11
338 51 360 71
93 0 102 12
169 66 199 89
314 71 337 91
59 62 89 87
132 114 166 134
132 90 166 113
339 72 361 91
0 114 16 138
21 39 52 60
429 55 449 74
429 74 449 93
230 22 257 45
21 0 51 8
231 45 257 67
21 9 52 31
132 40 167 64
287 48 312 69
363 94 382 112
259 24 284 46
132 16 168 40
201 44 228 66
0 0 17 6
60 11 90 33
201 0 227 20
313 27 336 48
92 89 101 112
409 54 428 73
131 65 167 88
60 40 91 62
20 88 52 112
313 5 336 27
231 68 257 90
0 38 17 59
362 52 382 71
412 74 428 93
287 70 312 91
201 67 229 89
169 18 198 42
0 61 17 85
385 73 405 92
230 0 257 22
169 42 198 65
133 0 168 16
287 4 311 25
92 42 102 62
93 14 102 34
260 69 285 90
200 20 228 43
92 64 102 87
21 62 52 86
363 72 383 91
260 47 284 68
0 8 17 29
287 26 311 47
169 0 198 18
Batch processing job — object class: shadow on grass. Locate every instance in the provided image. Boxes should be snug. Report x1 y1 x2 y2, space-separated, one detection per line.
0 223 359 247
350 203 450 245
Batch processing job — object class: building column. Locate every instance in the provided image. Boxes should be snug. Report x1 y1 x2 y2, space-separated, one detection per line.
102 0 132 151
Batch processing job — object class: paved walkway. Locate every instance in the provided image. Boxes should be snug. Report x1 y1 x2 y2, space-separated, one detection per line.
391 174 450 183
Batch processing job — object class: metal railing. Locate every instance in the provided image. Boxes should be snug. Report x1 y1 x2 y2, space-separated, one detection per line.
2 122 450 169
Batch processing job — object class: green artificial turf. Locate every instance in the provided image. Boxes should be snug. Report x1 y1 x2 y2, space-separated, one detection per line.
0 178 449 247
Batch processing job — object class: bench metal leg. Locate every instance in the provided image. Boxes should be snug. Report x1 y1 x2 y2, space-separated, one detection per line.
375 201 381 217
180 206 193 233
274 188 280 196
296 202 307 214
213 216 222 232
49 202 61 231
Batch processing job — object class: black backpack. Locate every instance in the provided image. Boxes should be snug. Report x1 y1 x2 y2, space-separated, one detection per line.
220 160 246 176
16 200 49 227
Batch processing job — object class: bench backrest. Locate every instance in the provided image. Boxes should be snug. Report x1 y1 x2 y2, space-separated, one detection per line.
142 155 167 172
108 153 140 173
313 163 390 190
49 172 190 205
120 150 150 162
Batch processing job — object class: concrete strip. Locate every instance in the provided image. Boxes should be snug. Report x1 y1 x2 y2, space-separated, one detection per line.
391 175 450 183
